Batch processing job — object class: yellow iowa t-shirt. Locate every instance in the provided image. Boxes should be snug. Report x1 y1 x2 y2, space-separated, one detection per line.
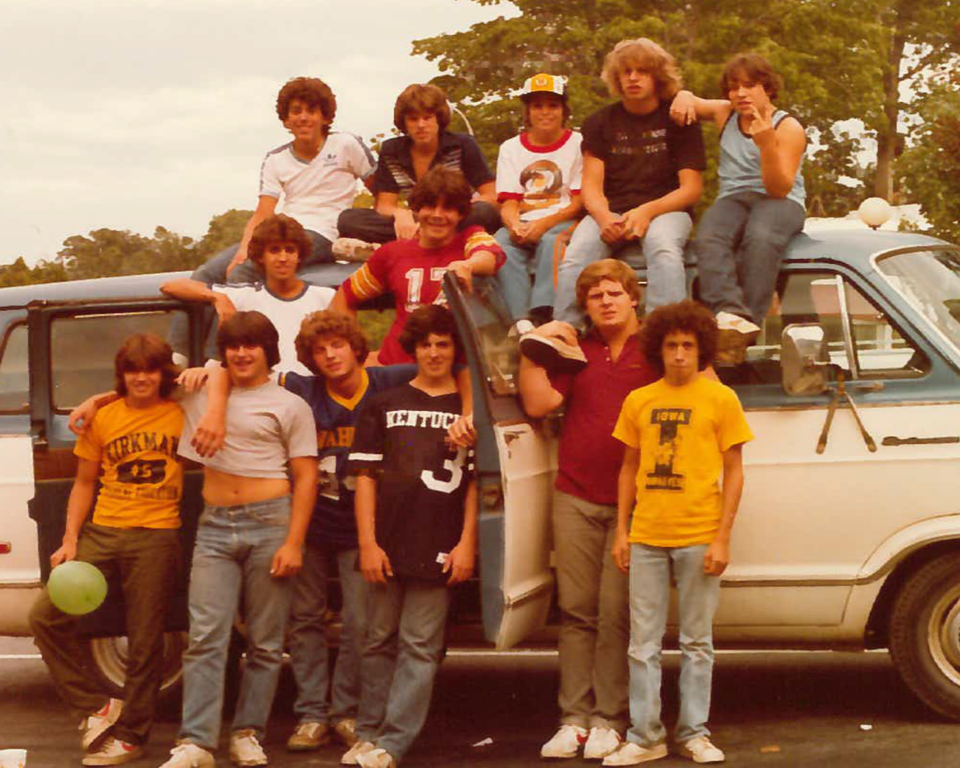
74 398 184 529
613 376 753 547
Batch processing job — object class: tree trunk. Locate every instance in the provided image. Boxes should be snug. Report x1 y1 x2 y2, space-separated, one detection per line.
875 23 907 200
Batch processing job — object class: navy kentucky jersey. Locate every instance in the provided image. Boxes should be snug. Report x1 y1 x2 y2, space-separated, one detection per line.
347 383 474 581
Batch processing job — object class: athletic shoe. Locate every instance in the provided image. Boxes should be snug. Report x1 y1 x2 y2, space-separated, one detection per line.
333 718 359 747
715 311 760 365
82 737 143 766
341 740 376 765
583 727 623 759
356 747 397 768
157 743 215 768
679 736 725 763
601 742 668 765
229 729 268 767
519 333 587 375
286 721 330 751
540 724 588 758
333 238 377 263
80 698 123 751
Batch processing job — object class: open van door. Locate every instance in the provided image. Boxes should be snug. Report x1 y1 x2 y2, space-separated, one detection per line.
443 275 556 648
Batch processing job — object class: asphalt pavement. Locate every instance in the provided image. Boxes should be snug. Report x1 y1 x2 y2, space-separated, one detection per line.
2 638 959 767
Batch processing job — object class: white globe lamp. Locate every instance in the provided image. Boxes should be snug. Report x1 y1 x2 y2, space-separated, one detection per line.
858 197 893 230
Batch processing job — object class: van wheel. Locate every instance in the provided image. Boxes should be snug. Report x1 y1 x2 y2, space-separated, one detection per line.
889 555 960 720
89 631 189 699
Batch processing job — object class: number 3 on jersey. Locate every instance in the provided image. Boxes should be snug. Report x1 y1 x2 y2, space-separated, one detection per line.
405 267 448 312
421 446 467 494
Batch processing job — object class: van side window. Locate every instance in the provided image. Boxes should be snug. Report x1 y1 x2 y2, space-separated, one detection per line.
50 310 183 410
0 323 29 413
730 271 928 385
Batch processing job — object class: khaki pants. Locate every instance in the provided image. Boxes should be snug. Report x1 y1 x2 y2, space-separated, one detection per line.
29 523 181 745
553 489 629 731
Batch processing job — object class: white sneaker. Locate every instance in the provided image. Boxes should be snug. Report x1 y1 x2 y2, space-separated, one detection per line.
541 724 588 758
584 727 623 759
601 742 668 766
519 333 588 375
715 311 761 336
333 238 378 262
230 729 268 767
679 736 725 763
82 736 142 766
157 743 215 768
334 718 359 747
80 698 123 751
356 747 396 768
341 740 376 765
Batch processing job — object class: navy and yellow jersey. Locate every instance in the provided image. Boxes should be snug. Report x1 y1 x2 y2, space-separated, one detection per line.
281 364 416 549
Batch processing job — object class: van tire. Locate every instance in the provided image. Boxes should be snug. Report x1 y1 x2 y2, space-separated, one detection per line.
889 554 960 720
89 631 189 701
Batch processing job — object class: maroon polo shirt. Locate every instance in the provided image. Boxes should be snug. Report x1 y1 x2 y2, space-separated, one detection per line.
548 330 658 505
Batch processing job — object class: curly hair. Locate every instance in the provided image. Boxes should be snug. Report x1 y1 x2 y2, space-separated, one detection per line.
641 300 717 374
276 77 337 133
247 214 312 270
720 53 782 100
217 311 281 370
295 310 369 373
407 166 473 218
114 333 179 398
394 83 451 133
601 38 683 101
575 259 641 311
398 304 463 358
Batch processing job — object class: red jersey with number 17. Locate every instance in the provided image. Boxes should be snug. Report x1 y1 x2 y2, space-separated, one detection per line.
340 225 503 364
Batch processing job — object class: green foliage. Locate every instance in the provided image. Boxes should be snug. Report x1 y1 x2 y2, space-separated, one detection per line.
898 83 960 242
0 210 254 287
357 308 396 351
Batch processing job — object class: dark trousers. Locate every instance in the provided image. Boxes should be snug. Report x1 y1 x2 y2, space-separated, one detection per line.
337 201 501 244
694 191 806 323
29 523 181 745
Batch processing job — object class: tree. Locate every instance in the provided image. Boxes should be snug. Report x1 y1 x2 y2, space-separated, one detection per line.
898 83 960 242
412 0 958 210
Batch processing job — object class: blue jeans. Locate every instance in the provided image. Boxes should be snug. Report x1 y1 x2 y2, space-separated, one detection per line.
178 497 294 749
494 222 577 320
627 543 721 748
288 546 368 725
694 192 805 323
356 577 452 761
554 212 692 326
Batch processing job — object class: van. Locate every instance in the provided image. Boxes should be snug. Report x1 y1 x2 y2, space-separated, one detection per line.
4 228 960 719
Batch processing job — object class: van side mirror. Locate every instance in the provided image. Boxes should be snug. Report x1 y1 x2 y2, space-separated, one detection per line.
781 324 829 396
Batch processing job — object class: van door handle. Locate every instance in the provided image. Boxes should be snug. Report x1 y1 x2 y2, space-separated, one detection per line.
881 436 960 447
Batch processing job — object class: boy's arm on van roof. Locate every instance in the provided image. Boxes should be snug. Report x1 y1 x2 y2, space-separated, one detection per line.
669 90 732 129
51 457 100 567
69 391 120 436
160 278 237 321
228 196 278 276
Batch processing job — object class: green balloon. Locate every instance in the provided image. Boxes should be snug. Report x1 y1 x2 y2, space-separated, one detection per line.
48 560 108 615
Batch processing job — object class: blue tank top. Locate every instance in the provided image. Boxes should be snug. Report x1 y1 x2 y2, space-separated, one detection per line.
717 109 805 207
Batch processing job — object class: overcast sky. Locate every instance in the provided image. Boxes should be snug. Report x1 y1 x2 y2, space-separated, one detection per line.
1 0 517 266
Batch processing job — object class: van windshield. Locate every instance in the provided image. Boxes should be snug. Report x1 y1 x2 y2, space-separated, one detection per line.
876 248 960 353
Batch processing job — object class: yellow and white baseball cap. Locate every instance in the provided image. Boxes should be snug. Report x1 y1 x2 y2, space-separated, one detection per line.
520 73 567 100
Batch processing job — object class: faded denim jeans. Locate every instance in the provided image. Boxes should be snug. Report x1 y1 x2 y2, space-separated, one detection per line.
178 497 294 749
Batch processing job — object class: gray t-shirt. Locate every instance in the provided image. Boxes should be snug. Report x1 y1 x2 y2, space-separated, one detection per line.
179 381 318 479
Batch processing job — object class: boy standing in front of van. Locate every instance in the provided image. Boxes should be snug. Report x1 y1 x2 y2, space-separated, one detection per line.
30 334 185 767
607 300 752 766
158 311 318 768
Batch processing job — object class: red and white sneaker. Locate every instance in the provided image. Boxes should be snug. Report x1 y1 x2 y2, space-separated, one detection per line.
541 724 588 758
82 736 143 766
584 727 623 759
79 698 123 751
